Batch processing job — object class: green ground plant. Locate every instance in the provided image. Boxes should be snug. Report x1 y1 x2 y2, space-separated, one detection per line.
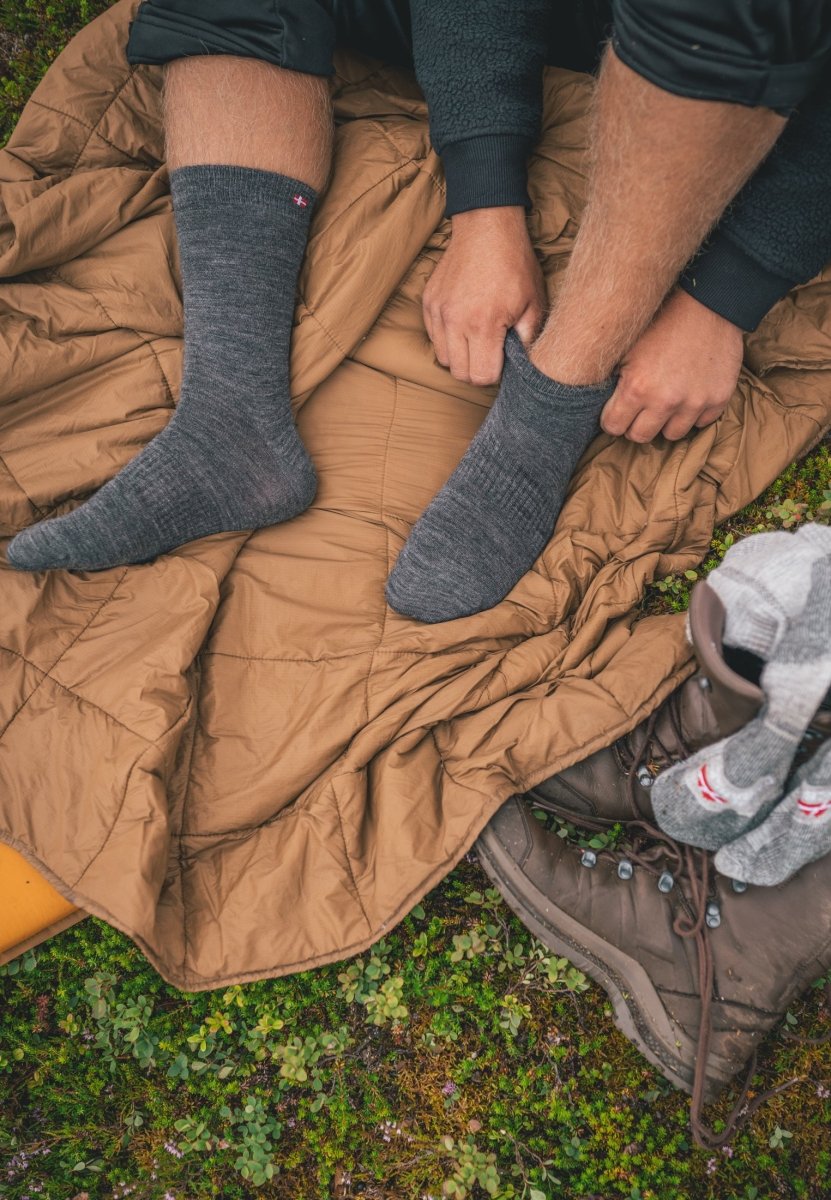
1 4 830 1198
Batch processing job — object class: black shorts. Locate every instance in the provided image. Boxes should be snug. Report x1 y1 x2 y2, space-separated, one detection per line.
125 0 610 77
126 0 831 112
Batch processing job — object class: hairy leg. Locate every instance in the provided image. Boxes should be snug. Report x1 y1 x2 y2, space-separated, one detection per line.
9 58 334 572
164 55 332 184
531 47 786 385
385 47 787 621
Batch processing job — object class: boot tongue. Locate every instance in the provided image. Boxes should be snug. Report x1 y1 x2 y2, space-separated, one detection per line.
687 582 764 736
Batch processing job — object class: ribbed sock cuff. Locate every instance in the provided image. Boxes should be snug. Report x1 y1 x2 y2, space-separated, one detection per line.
170 165 318 214
504 329 616 408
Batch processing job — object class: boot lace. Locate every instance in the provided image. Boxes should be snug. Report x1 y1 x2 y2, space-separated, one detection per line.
534 701 830 1150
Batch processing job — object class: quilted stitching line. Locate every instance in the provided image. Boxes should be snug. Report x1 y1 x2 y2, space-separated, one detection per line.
311 155 430 244
27 96 157 169
363 374 399 724
176 658 204 976
330 376 401 941
373 123 444 197
0 452 47 517
71 694 194 891
48 265 178 409
0 568 128 747
330 775 372 935
69 68 141 174
0 643 154 744
200 645 506 664
293 300 348 359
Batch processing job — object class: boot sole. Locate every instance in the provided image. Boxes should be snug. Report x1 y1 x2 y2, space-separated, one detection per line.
475 817 741 1104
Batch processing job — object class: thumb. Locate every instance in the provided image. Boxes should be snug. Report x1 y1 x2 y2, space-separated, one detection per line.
513 300 543 349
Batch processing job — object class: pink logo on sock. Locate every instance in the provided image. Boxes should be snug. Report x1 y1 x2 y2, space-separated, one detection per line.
292 194 309 208
796 794 831 819
697 763 730 806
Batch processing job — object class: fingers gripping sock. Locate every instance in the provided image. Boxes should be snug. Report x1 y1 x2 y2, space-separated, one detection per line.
385 330 615 623
715 735 831 885
7 166 318 572
653 554 831 850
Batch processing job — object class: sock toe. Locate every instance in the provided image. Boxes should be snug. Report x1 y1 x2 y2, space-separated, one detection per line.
713 843 751 883
714 834 784 886
385 577 449 623
7 524 72 572
651 753 747 850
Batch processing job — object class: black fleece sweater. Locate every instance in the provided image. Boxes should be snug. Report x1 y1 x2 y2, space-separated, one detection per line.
412 0 831 331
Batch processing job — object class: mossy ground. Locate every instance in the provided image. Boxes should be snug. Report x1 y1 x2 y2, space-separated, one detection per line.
1 5 830 1198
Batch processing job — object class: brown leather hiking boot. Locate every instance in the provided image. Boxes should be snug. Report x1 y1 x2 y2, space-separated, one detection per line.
475 793 831 1146
531 581 831 826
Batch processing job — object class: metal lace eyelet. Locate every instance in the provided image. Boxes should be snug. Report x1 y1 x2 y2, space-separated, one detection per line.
705 900 722 928
617 859 634 880
657 871 675 893
730 878 748 894
636 766 654 789
697 675 712 692
581 849 597 869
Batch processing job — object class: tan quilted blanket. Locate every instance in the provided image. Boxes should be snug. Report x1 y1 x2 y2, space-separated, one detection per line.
1 0 829 989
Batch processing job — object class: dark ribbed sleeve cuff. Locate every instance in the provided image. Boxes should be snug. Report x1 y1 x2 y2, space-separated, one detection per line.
679 233 797 332
440 134 533 217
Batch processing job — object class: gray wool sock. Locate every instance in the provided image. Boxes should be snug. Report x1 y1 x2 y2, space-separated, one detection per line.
704 522 831 658
385 330 615 622
7 165 318 572
715 735 831 886
653 552 831 850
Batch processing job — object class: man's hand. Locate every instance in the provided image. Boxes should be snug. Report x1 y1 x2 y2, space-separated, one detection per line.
600 288 745 443
423 206 545 386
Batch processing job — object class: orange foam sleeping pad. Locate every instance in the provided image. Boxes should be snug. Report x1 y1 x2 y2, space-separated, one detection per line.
0 844 87 965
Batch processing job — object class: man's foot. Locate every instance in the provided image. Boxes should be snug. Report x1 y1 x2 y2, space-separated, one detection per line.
7 422 316 571
7 165 318 572
385 331 614 622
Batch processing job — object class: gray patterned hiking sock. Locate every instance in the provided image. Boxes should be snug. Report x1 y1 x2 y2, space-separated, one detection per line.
715 738 831 885
704 522 831 658
385 330 615 623
653 554 831 850
7 165 317 572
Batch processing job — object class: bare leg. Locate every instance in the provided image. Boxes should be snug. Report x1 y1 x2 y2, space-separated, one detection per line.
164 55 332 187
8 59 335 572
531 48 786 384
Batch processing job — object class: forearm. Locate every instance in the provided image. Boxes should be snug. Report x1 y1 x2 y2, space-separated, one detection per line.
531 47 785 384
410 0 548 215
